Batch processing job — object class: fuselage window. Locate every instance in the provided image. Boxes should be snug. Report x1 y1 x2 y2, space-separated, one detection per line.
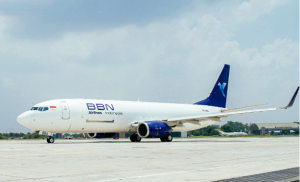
31 107 38 110
43 107 49 111
38 107 43 111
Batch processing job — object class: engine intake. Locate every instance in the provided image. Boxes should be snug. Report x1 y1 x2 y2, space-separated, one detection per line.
87 133 116 138
137 121 170 138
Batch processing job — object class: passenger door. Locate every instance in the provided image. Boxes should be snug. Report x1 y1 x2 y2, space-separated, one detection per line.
60 101 70 120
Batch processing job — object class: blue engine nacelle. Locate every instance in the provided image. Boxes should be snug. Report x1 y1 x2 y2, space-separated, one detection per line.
87 133 116 138
137 121 170 138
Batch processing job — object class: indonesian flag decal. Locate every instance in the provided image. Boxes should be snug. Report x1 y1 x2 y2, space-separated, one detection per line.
50 106 56 109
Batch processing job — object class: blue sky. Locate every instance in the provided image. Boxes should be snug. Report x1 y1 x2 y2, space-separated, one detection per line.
0 0 298 132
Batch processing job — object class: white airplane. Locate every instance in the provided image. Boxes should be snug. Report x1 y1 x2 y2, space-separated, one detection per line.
217 129 248 136
17 65 299 143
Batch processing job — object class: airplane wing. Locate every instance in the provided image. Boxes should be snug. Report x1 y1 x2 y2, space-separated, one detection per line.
128 87 298 130
221 103 269 113
167 87 299 123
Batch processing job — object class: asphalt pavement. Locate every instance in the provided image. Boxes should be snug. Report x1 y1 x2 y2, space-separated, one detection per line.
0 137 298 182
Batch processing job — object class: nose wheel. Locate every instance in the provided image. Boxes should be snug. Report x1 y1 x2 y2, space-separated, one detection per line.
130 134 141 142
47 137 55 143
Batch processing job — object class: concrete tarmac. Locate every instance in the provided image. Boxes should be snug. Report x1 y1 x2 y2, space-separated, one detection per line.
0 137 299 182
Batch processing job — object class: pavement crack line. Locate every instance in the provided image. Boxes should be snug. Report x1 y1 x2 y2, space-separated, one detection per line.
96 157 299 182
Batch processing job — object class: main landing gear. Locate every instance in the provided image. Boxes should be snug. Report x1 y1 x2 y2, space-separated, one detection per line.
47 136 55 143
160 134 173 142
130 134 173 142
130 134 141 142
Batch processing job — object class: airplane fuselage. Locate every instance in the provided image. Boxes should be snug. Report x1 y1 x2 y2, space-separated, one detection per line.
220 132 248 136
17 99 222 133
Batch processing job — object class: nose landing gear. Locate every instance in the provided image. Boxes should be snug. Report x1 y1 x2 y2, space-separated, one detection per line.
47 137 55 143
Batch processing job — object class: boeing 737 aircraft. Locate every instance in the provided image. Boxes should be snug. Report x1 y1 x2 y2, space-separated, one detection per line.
17 65 299 143
217 129 248 136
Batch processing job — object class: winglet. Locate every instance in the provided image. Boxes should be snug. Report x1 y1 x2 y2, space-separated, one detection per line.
282 87 299 109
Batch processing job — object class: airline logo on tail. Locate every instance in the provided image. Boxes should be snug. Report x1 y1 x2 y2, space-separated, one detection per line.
218 82 227 97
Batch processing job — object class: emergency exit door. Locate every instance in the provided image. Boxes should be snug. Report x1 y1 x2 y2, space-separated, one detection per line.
60 102 70 120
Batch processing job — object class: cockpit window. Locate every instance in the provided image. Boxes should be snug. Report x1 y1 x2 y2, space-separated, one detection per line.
31 106 49 111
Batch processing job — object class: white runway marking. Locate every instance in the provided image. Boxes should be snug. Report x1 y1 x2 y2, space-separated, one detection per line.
97 157 298 182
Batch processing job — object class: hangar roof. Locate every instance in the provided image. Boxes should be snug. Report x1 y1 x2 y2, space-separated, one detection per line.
253 123 299 129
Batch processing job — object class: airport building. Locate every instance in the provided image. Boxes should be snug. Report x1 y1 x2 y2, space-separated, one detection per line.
249 123 299 135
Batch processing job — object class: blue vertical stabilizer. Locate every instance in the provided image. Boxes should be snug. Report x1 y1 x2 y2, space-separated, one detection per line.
194 64 230 108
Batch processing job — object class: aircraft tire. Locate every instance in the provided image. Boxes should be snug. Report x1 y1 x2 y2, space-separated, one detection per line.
135 135 141 142
160 137 167 142
166 134 173 142
46 138 50 143
130 134 136 142
48 137 55 143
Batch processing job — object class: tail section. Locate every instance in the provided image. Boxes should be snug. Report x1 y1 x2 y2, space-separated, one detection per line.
194 64 230 108
217 129 225 134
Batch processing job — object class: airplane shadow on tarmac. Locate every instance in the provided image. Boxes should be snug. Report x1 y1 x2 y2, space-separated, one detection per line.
46 139 248 144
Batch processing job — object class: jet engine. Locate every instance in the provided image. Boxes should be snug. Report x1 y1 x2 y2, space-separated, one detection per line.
87 133 116 138
137 121 170 138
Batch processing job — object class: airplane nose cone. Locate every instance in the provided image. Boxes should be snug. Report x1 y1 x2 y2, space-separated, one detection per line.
17 112 31 127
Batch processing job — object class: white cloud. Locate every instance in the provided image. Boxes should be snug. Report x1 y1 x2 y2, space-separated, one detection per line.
0 0 298 132
214 38 298 68
233 0 289 23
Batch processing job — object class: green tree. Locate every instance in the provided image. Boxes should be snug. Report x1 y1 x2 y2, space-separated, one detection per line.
221 124 233 132
0 134 6 139
23 134 32 139
198 125 220 136
23 133 39 139
271 130 274 135
188 125 220 136
227 121 249 132
70 133 84 138
249 124 259 130
244 123 249 131
249 124 260 135
193 130 201 136
294 129 299 135
210 130 219 136
206 125 220 135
